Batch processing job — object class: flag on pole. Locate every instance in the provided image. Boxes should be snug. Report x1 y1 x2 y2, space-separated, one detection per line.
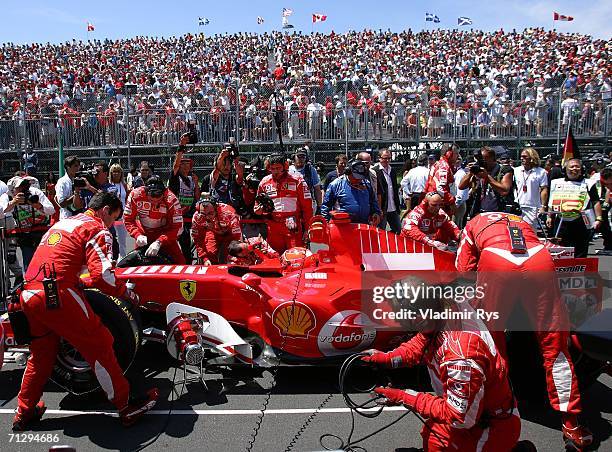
198 17 210 26
312 13 327 23
87 22 95 32
553 12 574 21
282 16 294 29
257 16 265 25
457 17 472 26
562 126 580 166
282 8 293 17
425 13 440 23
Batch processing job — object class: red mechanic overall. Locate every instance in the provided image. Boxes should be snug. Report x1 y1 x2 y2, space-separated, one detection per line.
191 202 242 265
256 172 313 254
456 212 591 447
366 325 520 451
401 199 460 249
424 154 456 213
123 186 185 264
16 212 133 424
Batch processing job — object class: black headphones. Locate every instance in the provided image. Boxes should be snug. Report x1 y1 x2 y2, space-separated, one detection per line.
197 191 218 208
344 159 368 178
144 176 166 197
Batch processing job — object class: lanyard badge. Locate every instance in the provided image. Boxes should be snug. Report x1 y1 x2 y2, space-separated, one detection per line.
508 225 527 254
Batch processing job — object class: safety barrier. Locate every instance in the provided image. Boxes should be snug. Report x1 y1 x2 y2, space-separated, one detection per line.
1 99 610 152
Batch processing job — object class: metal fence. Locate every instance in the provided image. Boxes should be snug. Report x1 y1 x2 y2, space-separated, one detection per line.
2 99 610 152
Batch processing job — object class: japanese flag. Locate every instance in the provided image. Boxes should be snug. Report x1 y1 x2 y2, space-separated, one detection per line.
312 13 327 23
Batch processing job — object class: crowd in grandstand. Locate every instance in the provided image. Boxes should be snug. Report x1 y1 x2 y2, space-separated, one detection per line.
0 28 610 148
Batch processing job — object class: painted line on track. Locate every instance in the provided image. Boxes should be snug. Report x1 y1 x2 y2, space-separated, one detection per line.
0 406 407 416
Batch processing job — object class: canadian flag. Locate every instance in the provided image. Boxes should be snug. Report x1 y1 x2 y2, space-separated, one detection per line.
553 12 574 21
87 22 95 31
312 13 327 23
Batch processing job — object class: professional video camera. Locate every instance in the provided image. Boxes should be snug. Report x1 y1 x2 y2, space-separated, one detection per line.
224 139 239 160
15 179 39 204
74 164 98 188
469 154 485 174
244 159 267 190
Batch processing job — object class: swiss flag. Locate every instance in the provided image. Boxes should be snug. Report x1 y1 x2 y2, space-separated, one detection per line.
312 13 327 23
87 22 95 32
553 12 574 21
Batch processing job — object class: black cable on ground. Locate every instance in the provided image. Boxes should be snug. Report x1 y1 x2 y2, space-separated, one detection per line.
318 353 447 451
130 366 178 452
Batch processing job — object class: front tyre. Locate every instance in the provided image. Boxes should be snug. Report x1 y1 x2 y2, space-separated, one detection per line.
50 289 141 395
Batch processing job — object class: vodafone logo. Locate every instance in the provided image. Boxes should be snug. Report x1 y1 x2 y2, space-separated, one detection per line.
317 310 376 356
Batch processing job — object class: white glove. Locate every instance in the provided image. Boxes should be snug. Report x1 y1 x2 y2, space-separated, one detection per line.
145 240 161 257
136 235 148 248
430 240 448 251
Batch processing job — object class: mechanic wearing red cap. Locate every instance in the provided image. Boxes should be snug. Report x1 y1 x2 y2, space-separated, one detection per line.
124 176 185 264
191 193 242 265
456 212 592 449
168 134 201 264
254 153 313 254
401 192 460 250
424 143 459 214
13 192 158 431
363 289 521 451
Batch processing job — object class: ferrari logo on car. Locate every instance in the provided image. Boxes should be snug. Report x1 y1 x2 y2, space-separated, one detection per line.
272 302 316 338
179 280 197 302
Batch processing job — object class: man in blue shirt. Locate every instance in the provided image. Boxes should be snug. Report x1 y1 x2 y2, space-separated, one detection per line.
321 160 381 225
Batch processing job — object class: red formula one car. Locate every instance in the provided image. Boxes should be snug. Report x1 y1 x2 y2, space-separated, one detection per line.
1 213 610 397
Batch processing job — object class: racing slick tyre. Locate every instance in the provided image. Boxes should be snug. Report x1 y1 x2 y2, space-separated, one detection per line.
116 247 172 268
50 289 142 395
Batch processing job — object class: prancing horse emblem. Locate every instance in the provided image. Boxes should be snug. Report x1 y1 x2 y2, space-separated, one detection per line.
179 280 197 302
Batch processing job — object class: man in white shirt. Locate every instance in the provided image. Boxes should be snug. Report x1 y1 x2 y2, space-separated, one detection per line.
514 147 549 228
400 153 429 211
55 155 83 219
453 158 470 228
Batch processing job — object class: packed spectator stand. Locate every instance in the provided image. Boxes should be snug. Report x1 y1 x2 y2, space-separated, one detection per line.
0 28 609 165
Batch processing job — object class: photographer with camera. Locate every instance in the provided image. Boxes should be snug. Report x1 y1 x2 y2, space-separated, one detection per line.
0 175 55 271
201 140 245 210
55 155 85 219
458 146 515 217
76 161 113 209
168 132 200 264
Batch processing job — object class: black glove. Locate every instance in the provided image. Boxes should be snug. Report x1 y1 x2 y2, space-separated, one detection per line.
255 193 275 214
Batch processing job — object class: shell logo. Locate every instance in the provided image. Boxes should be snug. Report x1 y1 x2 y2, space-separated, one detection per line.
318 310 377 356
46 232 62 246
271 302 316 339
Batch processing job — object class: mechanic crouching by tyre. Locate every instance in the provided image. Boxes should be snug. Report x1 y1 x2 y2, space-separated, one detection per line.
400 192 460 251
13 192 158 431
191 193 242 265
123 176 185 264
362 289 522 451
254 153 313 254
456 212 592 449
